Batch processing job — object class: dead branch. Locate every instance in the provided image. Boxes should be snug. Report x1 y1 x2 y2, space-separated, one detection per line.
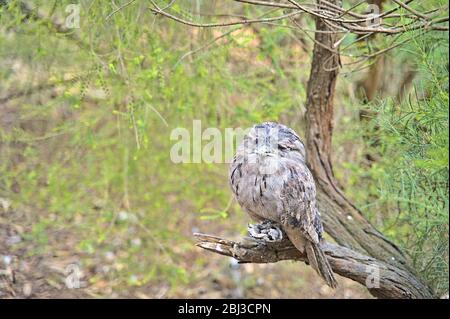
194 227 434 299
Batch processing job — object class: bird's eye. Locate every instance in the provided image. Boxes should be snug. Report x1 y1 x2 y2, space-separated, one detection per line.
278 144 288 151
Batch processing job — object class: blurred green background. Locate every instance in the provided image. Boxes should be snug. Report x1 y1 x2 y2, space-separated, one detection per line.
0 1 448 298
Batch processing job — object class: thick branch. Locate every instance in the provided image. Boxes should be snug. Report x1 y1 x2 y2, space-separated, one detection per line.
194 231 434 299
304 0 414 274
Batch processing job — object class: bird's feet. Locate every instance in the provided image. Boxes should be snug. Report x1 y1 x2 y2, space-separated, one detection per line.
248 220 283 242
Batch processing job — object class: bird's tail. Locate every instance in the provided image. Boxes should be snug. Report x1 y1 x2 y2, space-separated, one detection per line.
305 241 338 288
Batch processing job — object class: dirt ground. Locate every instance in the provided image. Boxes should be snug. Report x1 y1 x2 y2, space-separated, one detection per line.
0 202 371 299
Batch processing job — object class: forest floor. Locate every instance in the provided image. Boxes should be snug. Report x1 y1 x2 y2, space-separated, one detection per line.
0 202 371 299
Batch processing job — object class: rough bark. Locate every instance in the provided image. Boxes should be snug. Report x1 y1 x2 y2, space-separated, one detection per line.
304 0 414 273
194 228 434 299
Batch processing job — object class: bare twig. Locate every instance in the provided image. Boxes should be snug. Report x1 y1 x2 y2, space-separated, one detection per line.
147 0 449 34
106 0 137 20
150 6 304 28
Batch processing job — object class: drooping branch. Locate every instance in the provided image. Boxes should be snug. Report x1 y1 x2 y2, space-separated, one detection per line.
193 226 434 299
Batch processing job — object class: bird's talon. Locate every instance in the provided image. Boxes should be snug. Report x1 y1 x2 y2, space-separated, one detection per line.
248 221 283 242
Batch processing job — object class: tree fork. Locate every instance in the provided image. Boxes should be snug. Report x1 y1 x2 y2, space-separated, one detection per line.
303 0 432 295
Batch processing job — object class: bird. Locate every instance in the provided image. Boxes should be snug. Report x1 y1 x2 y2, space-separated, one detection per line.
229 121 337 288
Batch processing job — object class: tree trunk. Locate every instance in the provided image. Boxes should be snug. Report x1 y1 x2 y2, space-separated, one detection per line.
303 0 433 296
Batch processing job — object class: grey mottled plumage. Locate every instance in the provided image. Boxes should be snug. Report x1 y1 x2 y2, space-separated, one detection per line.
229 122 337 288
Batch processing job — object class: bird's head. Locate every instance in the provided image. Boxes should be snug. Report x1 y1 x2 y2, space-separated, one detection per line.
239 122 306 163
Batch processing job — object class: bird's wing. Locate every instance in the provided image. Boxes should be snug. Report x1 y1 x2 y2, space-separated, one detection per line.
280 161 321 244
279 160 337 288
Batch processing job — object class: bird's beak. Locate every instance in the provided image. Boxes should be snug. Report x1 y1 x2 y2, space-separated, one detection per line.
255 144 274 157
